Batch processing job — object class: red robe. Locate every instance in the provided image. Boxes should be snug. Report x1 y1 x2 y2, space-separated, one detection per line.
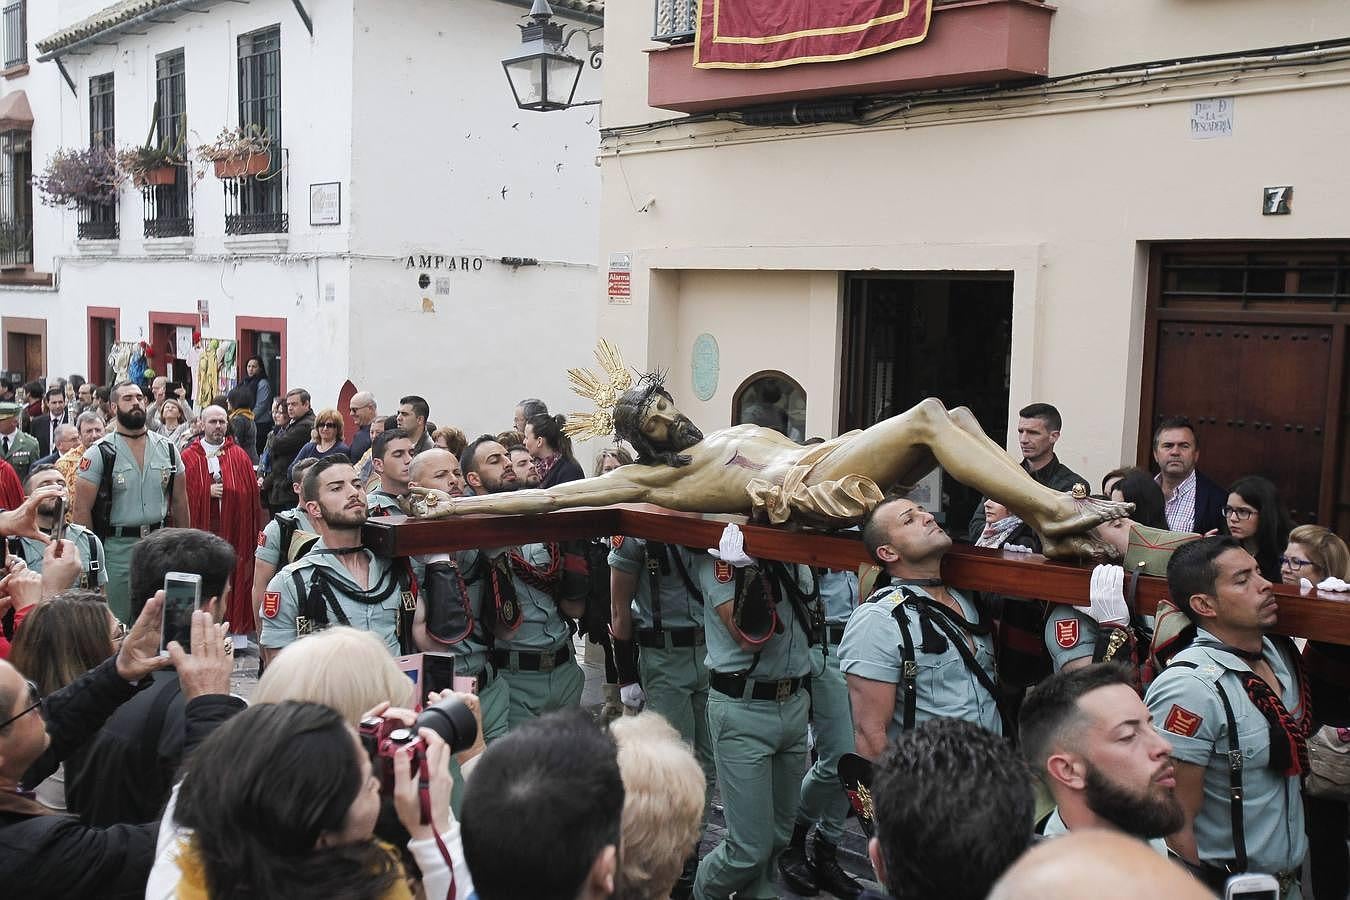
0 458 24 511
182 436 262 634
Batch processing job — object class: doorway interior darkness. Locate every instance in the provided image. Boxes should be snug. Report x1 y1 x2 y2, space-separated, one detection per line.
841 273 1013 533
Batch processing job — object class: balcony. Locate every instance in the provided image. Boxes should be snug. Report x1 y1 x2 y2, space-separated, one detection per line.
647 0 1055 115
142 168 193 240
0 214 29 267
222 147 288 236
77 200 117 241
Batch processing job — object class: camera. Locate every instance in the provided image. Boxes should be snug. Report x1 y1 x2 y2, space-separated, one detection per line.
359 694 478 793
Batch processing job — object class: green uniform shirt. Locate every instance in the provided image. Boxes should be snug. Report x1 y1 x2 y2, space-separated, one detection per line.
696 555 814 681
474 543 570 652
838 584 1002 737
14 524 108 589
261 541 403 653
0 429 39 480
608 537 703 630
1045 604 1098 671
77 432 183 528
819 569 859 626
1145 630 1308 874
367 490 404 517
256 508 317 568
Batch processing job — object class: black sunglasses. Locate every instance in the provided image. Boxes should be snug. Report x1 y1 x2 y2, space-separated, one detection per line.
0 679 41 730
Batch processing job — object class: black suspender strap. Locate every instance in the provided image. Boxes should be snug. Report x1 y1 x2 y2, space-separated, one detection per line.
888 603 919 732
646 543 664 634
1171 660 1246 873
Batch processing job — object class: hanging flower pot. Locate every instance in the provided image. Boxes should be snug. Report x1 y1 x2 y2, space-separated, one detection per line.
138 165 178 186
213 154 271 179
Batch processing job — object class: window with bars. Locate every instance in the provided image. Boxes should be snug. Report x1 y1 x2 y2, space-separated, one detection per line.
227 26 286 235
144 49 192 238
82 73 117 239
0 129 31 266
2 1 25 69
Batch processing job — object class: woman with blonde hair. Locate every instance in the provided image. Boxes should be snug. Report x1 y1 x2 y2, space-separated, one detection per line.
253 627 414 722
289 408 351 480
611 713 706 900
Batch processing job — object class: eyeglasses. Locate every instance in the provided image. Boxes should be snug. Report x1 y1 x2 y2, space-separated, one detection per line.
0 680 41 730
1280 555 1315 570
318 422 338 429
1222 505 1256 521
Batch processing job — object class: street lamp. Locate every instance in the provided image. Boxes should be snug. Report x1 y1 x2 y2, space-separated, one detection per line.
502 0 601 112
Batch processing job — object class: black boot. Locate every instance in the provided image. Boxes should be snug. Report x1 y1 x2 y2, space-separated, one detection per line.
809 834 862 899
777 822 820 896
671 844 699 899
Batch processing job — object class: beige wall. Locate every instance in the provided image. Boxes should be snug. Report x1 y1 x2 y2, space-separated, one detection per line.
596 3 1350 486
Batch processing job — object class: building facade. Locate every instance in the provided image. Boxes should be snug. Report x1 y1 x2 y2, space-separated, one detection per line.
0 0 603 439
598 0 1350 533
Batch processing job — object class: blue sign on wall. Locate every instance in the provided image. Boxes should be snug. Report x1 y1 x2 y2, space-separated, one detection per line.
691 333 719 401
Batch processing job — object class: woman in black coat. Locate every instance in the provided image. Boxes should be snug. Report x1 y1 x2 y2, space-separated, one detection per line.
524 413 584 487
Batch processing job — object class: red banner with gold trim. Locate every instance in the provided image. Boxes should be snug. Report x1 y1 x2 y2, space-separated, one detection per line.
694 0 933 70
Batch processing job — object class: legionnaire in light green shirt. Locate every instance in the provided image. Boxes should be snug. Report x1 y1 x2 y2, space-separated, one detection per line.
839 498 1005 762
1144 537 1311 898
367 428 414 518
0 401 40 481
13 465 107 591
72 383 188 622
259 458 415 662
693 524 817 900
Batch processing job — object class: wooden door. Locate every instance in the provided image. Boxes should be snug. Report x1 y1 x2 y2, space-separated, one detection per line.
1150 320 1332 523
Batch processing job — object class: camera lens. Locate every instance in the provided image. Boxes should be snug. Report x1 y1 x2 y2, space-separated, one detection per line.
415 695 478 754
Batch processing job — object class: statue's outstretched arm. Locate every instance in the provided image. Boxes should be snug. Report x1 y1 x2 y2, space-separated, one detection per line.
407 468 668 519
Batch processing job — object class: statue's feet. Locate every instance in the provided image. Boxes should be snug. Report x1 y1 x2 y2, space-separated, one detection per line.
1038 492 1133 538
1039 529 1124 563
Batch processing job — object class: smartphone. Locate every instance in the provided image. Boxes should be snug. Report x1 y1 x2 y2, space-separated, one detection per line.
1224 873 1280 900
159 572 203 656
50 498 67 555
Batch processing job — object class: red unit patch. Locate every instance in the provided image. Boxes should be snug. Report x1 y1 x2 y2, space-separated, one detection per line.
714 560 733 584
262 591 281 619
257 531 268 548
1054 618 1079 649
79 457 91 471
1163 704 1203 738
611 535 624 549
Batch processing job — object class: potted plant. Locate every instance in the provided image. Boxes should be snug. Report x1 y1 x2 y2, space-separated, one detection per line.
119 119 189 186
32 146 125 208
194 125 273 179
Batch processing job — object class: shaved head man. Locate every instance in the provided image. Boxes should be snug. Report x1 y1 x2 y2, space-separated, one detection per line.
988 830 1211 900
409 448 466 498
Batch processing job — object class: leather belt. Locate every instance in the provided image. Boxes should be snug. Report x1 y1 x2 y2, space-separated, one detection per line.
492 645 571 673
710 671 806 702
827 624 847 645
637 627 704 649
108 523 163 539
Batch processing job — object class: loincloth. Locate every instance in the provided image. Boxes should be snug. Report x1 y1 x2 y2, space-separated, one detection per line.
745 431 884 527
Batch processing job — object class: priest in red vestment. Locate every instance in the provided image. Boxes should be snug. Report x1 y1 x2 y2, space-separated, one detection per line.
0 457 24 511
182 405 262 635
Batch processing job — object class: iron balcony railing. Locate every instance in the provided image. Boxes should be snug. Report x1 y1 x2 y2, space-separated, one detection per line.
653 0 696 44
142 166 193 239
0 215 30 266
223 146 287 235
77 200 118 241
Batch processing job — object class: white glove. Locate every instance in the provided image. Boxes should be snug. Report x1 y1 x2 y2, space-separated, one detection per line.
708 523 756 568
620 683 646 711
1318 576 1350 593
1003 544 1034 554
1087 564 1128 627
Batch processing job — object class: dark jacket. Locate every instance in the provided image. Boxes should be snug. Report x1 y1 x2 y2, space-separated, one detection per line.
540 455 585 488
1191 470 1227 536
65 668 245 828
27 411 72 458
966 453 1089 542
229 412 259 466
1 658 152 898
266 410 316 507
348 423 373 463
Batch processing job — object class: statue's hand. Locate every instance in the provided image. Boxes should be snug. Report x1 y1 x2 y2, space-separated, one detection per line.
709 522 757 568
407 485 457 519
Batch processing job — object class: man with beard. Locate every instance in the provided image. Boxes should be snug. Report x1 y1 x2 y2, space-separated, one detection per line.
252 458 321 631
11 464 107 592
259 457 412 661
1145 537 1311 896
460 435 582 729
73 382 189 622
367 428 415 516
840 497 1007 760
408 372 1128 560
407 447 510 741
1020 663 1183 855
183 406 264 638
508 444 541 488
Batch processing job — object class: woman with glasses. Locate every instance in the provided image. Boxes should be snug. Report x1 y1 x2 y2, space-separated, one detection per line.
8 590 120 811
1282 525 1350 900
1219 474 1292 583
288 409 351 482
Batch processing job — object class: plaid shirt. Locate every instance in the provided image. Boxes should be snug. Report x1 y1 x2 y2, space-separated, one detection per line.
1157 469 1197 533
